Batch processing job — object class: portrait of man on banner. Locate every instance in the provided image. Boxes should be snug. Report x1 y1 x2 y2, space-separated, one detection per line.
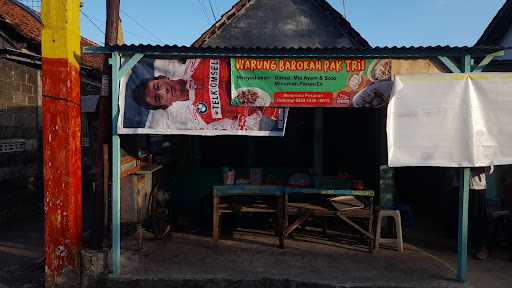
119 58 287 136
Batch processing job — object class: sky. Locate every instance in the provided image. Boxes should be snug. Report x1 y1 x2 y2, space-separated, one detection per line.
78 0 506 47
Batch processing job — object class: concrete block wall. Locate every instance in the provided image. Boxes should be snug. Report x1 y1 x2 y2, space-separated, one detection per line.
0 58 41 222
0 58 40 182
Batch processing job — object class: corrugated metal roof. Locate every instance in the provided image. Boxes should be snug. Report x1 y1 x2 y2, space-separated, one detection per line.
83 45 505 58
0 0 104 70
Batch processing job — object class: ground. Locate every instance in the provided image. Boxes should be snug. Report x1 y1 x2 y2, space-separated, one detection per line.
111 229 463 288
0 217 43 288
406 219 512 288
1 217 512 287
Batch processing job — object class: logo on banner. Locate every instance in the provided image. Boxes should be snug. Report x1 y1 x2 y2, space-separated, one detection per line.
209 59 222 119
336 91 351 106
197 102 208 114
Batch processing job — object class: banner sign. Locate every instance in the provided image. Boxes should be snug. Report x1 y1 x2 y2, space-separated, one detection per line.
231 58 393 108
118 58 288 136
388 73 512 167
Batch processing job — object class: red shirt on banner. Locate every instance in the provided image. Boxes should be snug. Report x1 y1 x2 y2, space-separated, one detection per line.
190 59 280 128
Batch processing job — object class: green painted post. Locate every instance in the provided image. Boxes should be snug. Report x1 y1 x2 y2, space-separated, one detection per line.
466 51 503 206
457 168 470 282
438 56 461 73
110 52 121 275
472 51 504 72
456 54 472 283
108 52 144 276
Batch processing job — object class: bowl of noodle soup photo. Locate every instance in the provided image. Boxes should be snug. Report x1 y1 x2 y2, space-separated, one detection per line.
233 87 272 106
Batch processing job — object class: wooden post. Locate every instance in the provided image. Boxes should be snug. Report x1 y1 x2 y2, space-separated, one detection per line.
278 195 285 249
283 193 288 230
41 0 82 286
213 195 220 244
105 0 121 45
89 0 121 249
103 144 109 234
368 197 374 253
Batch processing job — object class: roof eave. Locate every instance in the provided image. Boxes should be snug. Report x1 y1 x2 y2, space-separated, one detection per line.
83 45 505 59
475 0 512 46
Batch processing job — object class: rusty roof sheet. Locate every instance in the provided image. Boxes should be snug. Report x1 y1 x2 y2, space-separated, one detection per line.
0 0 104 70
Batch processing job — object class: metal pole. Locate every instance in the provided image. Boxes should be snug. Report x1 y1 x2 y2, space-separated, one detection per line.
110 52 121 275
41 0 82 286
456 54 472 283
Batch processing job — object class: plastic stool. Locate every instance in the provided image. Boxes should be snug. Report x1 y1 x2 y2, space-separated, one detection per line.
375 210 404 252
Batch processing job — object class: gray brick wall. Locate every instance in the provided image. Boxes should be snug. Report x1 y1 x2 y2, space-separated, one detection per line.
0 56 102 223
0 58 40 180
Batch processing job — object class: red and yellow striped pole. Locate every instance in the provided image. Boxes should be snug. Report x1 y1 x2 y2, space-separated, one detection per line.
41 1 82 286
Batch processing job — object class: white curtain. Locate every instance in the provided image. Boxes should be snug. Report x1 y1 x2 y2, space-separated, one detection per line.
387 73 512 167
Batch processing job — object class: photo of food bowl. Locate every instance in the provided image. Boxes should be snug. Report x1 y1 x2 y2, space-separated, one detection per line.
352 81 393 108
367 59 392 82
233 87 272 106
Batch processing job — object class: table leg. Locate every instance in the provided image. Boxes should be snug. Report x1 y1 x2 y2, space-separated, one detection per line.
278 195 285 249
285 214 310 237
335 213 374 239
213 196 220 245
368 197 374 253
133 175 144 250
284 194 288 229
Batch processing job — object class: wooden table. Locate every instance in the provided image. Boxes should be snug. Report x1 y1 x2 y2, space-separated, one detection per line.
121 164 163 249
212 185 375 251
284 187 375 252
212 185 285 248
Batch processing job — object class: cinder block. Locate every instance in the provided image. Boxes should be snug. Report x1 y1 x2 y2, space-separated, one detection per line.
12 93 27 106
27 95 38 105
13 69 27 83
26 71 38 85
4 81 20 94
21 84 34 96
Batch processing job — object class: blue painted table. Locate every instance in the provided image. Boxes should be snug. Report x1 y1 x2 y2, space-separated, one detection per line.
213 185 375 250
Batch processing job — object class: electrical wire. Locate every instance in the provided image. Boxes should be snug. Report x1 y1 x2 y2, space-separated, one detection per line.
207 0 217 22
84 15 158 43
198 0 213 24
343 0 347 20
80 10 105 45
120 8 165 44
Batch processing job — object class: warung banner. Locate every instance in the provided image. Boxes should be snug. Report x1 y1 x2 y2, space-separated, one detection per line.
230 58 393 108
